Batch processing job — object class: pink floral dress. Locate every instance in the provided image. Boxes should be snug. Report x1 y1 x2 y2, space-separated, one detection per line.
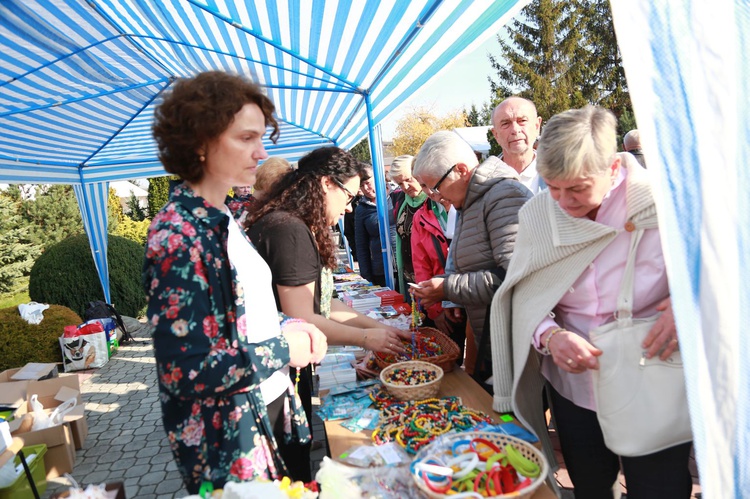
143 183 310 493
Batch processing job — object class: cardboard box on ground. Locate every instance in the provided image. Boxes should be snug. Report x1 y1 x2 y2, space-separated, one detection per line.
0 363 88 479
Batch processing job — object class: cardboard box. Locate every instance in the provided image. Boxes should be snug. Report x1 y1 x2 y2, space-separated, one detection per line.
14 421 75 479
0 379 28 422
26 375 88 450
1 363 58 382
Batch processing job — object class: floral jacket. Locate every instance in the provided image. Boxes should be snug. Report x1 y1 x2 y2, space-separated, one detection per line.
143 183 309 493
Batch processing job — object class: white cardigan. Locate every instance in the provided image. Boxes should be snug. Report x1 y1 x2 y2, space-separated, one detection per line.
488 154 660 470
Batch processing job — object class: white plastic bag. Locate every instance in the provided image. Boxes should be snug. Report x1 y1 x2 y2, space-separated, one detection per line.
29 395 78 431
17 302 50 325
30 394 51 431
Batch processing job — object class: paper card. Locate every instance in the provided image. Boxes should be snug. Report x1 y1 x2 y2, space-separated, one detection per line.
54 386 80 403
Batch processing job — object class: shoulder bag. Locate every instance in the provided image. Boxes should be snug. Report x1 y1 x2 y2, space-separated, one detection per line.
589 228 692 457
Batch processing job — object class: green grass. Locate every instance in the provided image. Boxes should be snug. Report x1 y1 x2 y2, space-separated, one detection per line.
0 291 31 309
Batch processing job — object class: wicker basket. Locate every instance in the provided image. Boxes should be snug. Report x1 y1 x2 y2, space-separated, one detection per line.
374 327 460 372
380 360 444 401
411 431 549 499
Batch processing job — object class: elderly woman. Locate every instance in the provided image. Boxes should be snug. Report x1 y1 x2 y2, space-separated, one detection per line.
246 146 410 481
144 71 327 492
253 156 292 203
412 131 531 388
489 105 691 498
389 154 427 295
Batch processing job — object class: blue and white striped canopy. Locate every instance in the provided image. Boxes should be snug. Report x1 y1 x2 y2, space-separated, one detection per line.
0 0 527 183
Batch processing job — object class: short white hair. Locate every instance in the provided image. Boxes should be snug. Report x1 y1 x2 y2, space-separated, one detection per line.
388 155 414 179
537 105 617 180
413 131 478 180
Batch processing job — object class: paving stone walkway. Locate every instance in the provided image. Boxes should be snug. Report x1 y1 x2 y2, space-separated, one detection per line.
43 324 328 499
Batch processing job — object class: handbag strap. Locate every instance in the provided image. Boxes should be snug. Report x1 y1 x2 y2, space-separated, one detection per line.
615 227 645 321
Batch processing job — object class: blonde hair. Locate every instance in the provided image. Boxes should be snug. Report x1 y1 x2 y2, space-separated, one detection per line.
254 157 291 199
537 105 617 180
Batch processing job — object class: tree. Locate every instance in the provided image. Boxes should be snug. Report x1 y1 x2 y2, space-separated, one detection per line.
126 192 147 221
488 0 632 124
108 187 121 234
464 104 481 126
349 138 372 163
148 176 172 218
0 195 41 295
19 185 83 249
391 108 467 156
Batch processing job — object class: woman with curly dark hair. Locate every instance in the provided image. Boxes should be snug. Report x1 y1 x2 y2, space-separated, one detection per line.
246 146 411 480
145 71 327 493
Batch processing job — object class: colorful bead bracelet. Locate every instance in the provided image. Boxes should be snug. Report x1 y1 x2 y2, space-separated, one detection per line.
411 437 539 497
371 395 493 454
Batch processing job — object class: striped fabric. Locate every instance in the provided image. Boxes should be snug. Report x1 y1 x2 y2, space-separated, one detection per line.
73 182 111 303
611 1 749 497
0 0 530 304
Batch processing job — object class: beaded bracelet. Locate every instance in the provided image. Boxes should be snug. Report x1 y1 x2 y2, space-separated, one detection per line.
540 327 565 356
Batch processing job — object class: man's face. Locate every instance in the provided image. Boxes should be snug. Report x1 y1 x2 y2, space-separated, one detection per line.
491 99 542 157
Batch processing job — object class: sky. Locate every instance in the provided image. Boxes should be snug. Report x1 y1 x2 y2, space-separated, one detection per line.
379 33 503 141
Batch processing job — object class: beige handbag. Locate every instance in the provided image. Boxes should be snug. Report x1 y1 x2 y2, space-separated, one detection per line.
590 229 692 457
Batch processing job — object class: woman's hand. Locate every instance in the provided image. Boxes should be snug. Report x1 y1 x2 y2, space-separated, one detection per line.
413 277 445 308
546 328 602 374
283 322 328 367
362 326 409 356
641 297 678 360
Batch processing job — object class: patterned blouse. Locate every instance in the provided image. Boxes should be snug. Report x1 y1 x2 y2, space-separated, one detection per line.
143 183 310 493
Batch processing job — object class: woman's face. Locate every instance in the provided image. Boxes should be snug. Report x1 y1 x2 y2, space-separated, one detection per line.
392 174 422 198
545 158 620 219
324 175 361 225
202 103 269 190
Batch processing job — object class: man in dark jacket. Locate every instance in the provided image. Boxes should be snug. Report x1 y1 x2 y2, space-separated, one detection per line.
412 131 532 390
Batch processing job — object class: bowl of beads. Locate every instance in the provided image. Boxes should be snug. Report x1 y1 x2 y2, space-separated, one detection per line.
410 431 549 499
379 360 444 401
374 327 460 372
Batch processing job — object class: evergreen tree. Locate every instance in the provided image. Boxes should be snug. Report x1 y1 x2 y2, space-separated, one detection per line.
488 0 631 123
465 104 481 126
350 138 372 163
20 185 83 249
0 195 42 294
576 0 632 119
148 176 172 218
126 192 147 221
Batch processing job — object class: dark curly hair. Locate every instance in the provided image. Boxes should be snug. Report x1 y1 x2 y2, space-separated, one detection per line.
152 71 279 183
246 147 368 269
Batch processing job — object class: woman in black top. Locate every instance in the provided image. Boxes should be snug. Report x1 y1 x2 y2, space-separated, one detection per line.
246 146 410 481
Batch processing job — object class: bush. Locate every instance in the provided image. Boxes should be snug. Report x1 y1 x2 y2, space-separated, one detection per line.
113 216 150 246
28 233 146 318
0 305 82 371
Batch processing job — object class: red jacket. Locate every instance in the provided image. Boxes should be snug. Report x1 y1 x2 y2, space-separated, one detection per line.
410 201 449 319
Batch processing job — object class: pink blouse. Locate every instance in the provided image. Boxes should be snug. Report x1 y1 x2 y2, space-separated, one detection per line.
532 166 669 411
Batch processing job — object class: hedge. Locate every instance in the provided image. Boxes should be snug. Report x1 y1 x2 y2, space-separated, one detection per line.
29 233 146 318
0 305 81 371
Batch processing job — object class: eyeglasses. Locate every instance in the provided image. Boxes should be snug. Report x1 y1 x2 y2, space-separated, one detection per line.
332 178 356 205
432 164 457 194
